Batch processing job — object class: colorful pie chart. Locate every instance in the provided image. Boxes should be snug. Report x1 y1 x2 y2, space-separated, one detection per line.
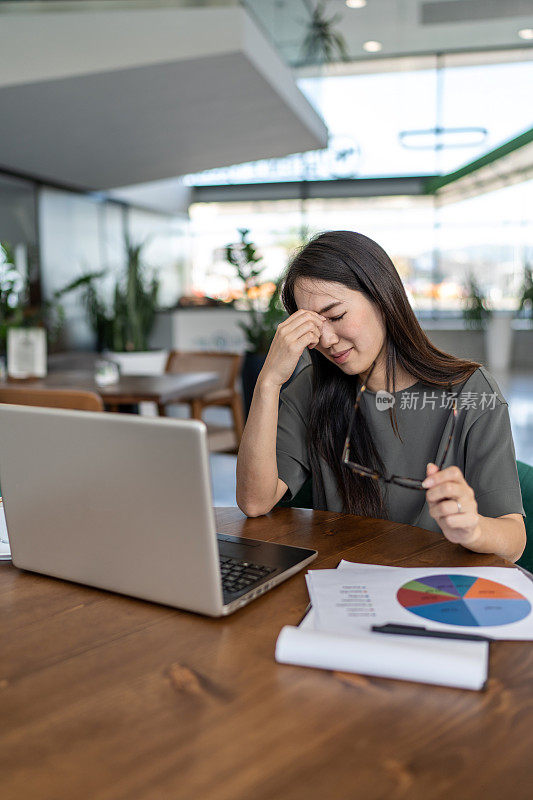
397 574 531 627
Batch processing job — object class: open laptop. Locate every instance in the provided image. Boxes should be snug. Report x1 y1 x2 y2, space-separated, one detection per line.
0 405 316 616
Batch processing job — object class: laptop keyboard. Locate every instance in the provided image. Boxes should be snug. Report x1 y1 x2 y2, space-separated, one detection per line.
219 555 276 594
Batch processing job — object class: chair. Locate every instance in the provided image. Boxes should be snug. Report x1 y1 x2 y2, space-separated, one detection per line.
163 351 244 446
279 467 533 573
0 386 104 412
0 387 104 499
516 461 533 573
276 477 314 510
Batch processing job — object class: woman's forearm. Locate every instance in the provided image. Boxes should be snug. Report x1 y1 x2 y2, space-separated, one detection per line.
236 309 324 516
464 515 526 562
236 376 283 516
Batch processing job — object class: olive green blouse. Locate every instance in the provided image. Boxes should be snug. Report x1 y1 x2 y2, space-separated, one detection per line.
276 365 524 533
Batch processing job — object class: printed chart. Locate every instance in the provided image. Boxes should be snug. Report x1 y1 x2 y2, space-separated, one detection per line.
397 574 531 627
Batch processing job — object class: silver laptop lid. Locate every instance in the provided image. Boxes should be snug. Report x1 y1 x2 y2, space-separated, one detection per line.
0 405 225 616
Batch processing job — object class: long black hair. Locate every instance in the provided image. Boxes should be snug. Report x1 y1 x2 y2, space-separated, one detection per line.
281 230 480 518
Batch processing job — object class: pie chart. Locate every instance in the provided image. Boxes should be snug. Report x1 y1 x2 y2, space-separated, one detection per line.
397 574 531 627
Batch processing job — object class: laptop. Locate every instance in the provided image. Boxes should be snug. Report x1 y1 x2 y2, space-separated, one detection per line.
0 405 317 616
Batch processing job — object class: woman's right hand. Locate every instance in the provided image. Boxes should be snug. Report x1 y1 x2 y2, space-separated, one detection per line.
258 310 325 389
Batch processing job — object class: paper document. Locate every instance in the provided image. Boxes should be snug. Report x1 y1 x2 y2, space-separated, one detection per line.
278 561 489 690
273 560 533 690
275 624 488 691
307 565 533 641
0 503 10 561
301 560 397 630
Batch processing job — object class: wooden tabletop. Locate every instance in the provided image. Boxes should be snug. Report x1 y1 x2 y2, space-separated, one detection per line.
1 507 532 800
1 370 220 406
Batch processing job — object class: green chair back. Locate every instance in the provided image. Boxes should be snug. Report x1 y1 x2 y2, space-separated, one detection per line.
277 465 533 572
4 451 528 557
276 477 313 510
517 460 533 573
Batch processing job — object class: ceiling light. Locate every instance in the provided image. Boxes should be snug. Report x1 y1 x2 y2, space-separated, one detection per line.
399 126 488 150
346 0 367 8
363 40 382 52
518 29 533 40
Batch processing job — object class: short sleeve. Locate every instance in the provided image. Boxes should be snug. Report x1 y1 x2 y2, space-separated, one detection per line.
464 402 525 518
276 371 311 501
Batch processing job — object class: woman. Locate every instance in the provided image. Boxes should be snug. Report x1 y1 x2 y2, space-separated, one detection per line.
236 230 526 563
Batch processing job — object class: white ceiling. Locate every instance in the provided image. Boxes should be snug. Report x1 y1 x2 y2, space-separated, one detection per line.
1 1 530 211
0 6 327 190
335 0 533 59
261 0 533 66
434 138 533 204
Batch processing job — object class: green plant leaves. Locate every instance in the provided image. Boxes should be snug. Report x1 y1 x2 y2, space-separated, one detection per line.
226 230 286 354
518 265 533 318
66 237 160 352
462 274 491 330
300 1 349 65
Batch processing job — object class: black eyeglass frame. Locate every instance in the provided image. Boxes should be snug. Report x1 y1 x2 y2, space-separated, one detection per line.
341 361 458 491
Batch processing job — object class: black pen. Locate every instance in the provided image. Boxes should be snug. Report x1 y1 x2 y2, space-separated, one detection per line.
297 602 312 625
372 623 492 642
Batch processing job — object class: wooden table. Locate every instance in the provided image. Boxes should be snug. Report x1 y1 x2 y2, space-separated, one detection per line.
1 508 532 800
1 370 220 413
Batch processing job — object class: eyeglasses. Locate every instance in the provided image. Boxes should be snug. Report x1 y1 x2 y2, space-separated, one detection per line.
341 361 458 491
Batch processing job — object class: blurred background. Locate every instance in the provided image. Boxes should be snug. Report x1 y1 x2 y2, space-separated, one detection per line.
0 0 532 503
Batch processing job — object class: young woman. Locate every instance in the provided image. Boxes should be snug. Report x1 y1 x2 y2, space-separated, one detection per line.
236 230 526 563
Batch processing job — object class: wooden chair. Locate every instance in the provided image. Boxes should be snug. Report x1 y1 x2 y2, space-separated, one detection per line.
517 460 533 574
163 351 244 446
0 386 104 412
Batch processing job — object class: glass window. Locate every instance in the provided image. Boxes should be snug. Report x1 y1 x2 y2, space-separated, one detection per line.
188 196 435 309
127 208 189 308
182 53 533 184
0 174 39 302
39 188 104 348
189 181 533 318
435 180 533 314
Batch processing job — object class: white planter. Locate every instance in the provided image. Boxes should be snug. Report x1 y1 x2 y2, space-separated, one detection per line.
485 312 513 373
151 309 248 352
7 327 47 378
104 350 168 376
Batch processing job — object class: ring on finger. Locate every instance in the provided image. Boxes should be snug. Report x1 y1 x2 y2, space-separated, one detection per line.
456 500 462 514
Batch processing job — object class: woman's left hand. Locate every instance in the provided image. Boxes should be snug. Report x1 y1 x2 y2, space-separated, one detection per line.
422 463 482 548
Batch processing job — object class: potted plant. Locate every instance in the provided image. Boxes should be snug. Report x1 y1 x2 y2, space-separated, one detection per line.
225 229 287 416
462 273 513 373
300 1 349 66
71 236 164 374
0 242 45 378
462 275 491 331
517 265 533 323
1 242 26 361
0 241 96 378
